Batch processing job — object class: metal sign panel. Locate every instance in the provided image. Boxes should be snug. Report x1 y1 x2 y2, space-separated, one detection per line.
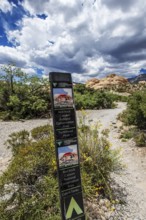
49 72 85 220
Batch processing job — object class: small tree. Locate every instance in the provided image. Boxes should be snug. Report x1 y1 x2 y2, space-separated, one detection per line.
0 64 26 95
0 64 51 120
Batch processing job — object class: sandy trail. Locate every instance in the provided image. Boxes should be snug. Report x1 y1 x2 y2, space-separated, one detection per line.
83 102 146 219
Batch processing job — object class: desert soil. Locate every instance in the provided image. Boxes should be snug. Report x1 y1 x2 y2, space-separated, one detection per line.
0 102 146 219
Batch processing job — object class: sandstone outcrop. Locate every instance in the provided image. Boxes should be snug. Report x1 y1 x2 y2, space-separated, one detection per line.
86 74 128 90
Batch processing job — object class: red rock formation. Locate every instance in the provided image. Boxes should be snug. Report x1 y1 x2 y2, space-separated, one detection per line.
86 74 128 90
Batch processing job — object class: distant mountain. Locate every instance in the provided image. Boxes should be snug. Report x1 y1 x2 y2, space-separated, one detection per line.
128 74 146 83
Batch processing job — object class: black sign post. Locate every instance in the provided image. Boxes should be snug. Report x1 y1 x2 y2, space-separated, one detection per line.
49 72 85 220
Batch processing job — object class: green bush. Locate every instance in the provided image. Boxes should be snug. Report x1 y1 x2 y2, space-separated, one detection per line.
6 130 30 156
134 132 146 147
119 90 146 147
120 91 146 129
31 125 52 140
0 64 51 120
0 111 9 120
78 115 121 198
107 92 128 102
0 126 60 220
74 84 114 110
119 128 137 140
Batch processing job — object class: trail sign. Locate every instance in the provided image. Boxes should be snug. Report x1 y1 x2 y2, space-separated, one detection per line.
49 72 85 220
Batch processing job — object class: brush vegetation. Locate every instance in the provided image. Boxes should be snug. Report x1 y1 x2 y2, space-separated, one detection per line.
119 90 146 147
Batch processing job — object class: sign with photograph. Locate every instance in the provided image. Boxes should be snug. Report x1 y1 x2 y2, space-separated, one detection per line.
53 88 74 108
49 72 85 220
58 145 79 168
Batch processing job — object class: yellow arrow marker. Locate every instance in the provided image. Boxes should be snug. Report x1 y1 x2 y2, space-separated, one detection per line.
66 197 83 219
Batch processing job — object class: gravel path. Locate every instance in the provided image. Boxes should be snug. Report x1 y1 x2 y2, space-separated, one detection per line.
83 102 146 220
0 103 146 219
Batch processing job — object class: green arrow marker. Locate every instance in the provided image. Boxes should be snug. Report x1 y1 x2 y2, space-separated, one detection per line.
53 83 57 87
66 197 83 219
57 141 62 146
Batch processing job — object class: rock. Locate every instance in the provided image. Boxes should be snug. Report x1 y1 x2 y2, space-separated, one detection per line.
99 199 105 207
86 74 129 90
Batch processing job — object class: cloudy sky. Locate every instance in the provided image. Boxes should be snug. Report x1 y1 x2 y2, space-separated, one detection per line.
0 0 146 82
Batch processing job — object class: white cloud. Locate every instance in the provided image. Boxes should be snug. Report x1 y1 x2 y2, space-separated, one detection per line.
72 73 89 83
84 57 106 73
68 145 77 152
21 67 36 75
7 17 50 49
112 25 136 37
0 0 13 13
22 0 50 15
0 46 28 66
22 0 82 18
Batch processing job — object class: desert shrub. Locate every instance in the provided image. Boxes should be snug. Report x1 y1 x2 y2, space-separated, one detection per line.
119 90 146 147
119 128 137 140
0 111 8 120
134 132 146 147
6 130 30 156
0 121 121 219
0 64 51 120
31 125 52 140
74 84 114 110
107 93 128 102
120 90 146 129
0 126 60 220
78 114 121 198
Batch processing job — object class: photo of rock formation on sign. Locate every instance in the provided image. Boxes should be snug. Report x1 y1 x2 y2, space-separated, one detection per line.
53 88 73 108
58 145 79 168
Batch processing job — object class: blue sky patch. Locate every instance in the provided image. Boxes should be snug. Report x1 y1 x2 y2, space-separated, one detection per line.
140 68 146 74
